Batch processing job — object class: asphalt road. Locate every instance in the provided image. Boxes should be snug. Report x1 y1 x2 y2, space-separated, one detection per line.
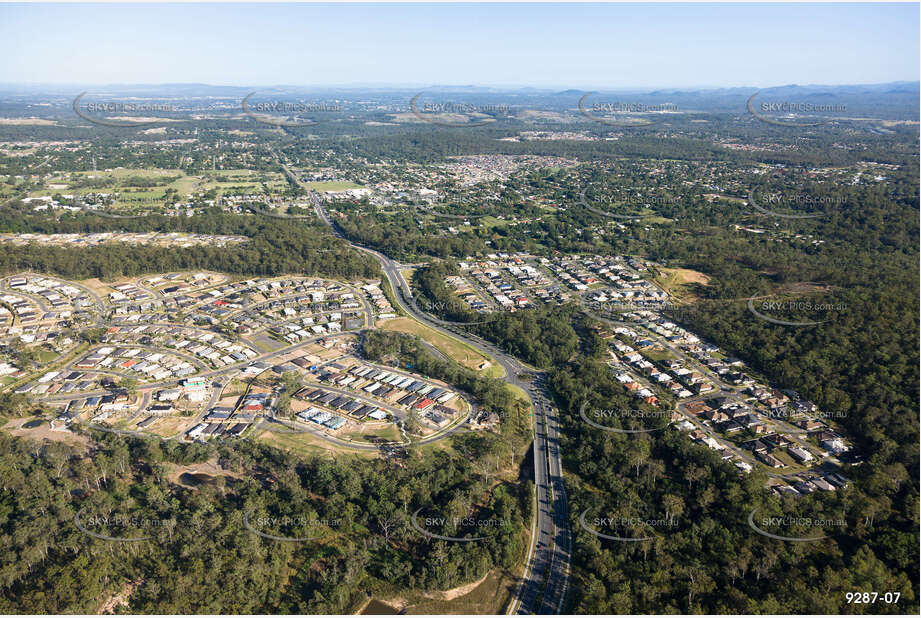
305 189 570 614
40 331 355 404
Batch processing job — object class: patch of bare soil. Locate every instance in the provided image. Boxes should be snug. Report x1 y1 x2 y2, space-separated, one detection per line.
97 580 140 614
420 571 490 601
163 457 243 487
6 418 91 448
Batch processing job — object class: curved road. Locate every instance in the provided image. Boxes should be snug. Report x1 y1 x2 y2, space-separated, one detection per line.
303 176 570 614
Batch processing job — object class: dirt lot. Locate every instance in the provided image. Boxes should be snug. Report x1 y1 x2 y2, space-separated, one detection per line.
4 417 91 448
163 457 244 488
364 564 520 614
654 266 711 301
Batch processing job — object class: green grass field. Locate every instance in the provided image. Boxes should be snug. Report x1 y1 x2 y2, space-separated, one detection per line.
257 426 376 459
380 317 501 376
342 423 402 443
30 167 289 210
652 266 710 302
301 180 363 191
478 215 510 227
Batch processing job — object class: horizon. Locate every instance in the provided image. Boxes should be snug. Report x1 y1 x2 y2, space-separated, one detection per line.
0 3 918 617
1 79 918 91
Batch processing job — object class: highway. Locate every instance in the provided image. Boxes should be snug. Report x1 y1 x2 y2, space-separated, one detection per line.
301 177 570 614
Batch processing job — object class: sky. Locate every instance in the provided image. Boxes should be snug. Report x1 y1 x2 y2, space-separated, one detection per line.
1 2 918 89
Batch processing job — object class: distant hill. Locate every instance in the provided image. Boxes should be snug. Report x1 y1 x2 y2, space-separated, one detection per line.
0 80 915 120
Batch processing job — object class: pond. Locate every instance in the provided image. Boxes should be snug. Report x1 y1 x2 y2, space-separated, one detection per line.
178 472 219 487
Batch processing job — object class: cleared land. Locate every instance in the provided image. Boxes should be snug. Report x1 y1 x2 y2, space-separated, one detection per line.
256 424 377 459
4 417 91 448
0 118 59 125
653 266 711 301
341 422 402 443
302 180 363 191
29 167 289 211
361 526 529 614
379 317 501 376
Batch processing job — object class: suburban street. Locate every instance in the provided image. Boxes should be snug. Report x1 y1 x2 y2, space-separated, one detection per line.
307 186 570 614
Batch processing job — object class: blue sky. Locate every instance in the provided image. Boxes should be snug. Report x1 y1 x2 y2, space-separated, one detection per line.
1 3 917 88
